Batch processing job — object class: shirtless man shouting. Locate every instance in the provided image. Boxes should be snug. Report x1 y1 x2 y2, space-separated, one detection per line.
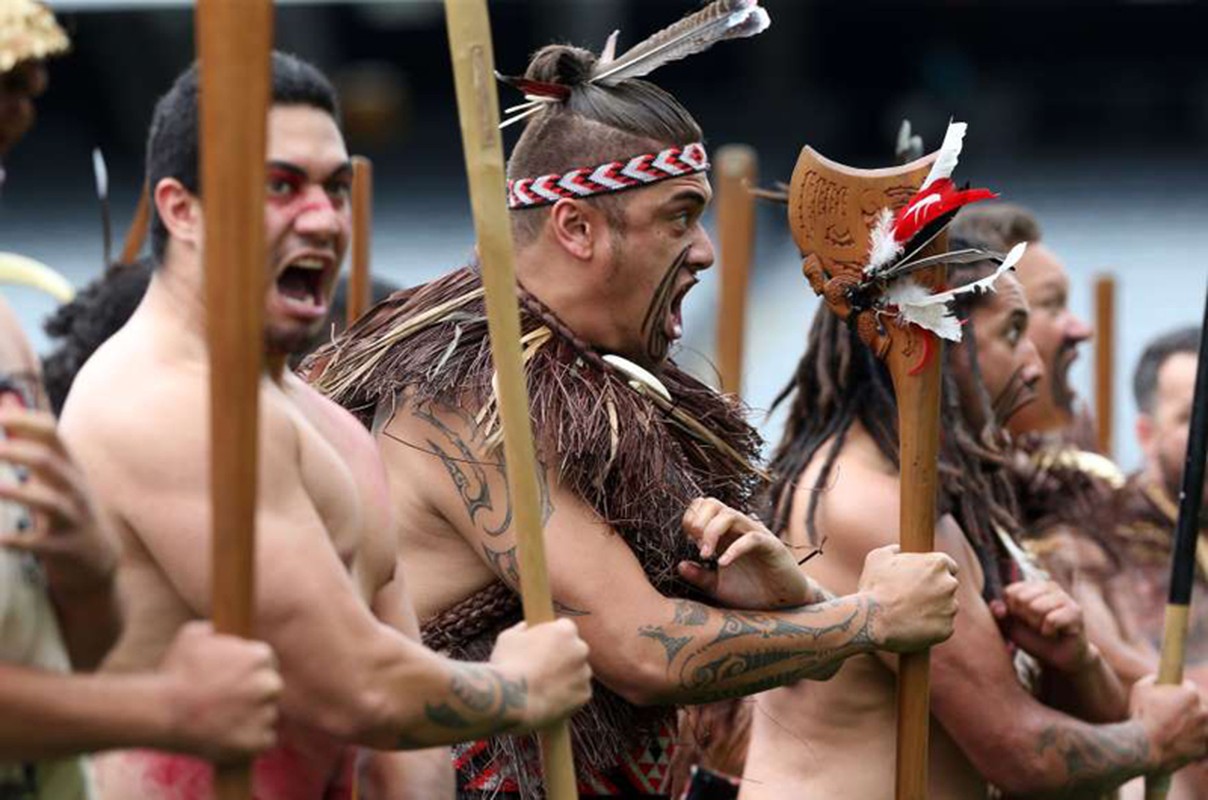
60 53 591 799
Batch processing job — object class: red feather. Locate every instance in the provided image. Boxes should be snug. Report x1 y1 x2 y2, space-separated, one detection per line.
495 73 572 101
892 179 998 245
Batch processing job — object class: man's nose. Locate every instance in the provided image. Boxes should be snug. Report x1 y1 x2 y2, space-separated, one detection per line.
294 188 344 238
688 226 716 272
1022 337 1044 384
1066 312 1093 344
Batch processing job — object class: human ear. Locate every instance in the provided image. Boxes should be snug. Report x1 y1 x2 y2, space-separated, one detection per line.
548 199 599 262
154 178 202 250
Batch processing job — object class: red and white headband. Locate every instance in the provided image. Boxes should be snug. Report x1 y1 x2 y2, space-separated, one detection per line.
507 142 710 210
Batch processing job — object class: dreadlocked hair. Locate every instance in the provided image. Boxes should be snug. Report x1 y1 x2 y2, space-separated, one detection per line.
768 256 1024 597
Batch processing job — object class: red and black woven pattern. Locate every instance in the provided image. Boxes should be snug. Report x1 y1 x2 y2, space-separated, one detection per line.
507 142 710 209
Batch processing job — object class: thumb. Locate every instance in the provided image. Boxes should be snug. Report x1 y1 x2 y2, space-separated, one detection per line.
677 561 718 595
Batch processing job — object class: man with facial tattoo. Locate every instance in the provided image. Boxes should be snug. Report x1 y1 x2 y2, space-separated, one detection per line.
306 6 961 797
739 138 1208 798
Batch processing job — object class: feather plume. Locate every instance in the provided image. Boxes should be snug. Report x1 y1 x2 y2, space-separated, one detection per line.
865 207 901 274
884 242 1026 341
592 0 770 86
599 29 620 64
920 120 967 191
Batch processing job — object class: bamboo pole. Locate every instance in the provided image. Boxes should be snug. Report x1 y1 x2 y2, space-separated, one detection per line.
1094 275 1115 457
119 180 151 265
441 1 578 797
1145 283 1208 800
714 145 757 396
347 156 373 326
196 2 273 798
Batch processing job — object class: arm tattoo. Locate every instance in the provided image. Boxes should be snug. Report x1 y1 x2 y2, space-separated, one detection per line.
412 403 508 534
1034 721 1150 794
413 401 555 536
397 663 527 747
637 597 879 703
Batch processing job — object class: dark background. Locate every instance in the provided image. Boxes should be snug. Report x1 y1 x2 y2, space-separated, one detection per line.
3 0 1206 467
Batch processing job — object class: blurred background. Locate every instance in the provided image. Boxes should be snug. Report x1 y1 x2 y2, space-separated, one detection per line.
2 0 1206 469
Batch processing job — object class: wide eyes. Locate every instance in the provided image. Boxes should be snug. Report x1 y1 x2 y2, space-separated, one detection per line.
267 176 298 198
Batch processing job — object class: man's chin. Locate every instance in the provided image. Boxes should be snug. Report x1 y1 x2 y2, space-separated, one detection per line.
265 323 324 359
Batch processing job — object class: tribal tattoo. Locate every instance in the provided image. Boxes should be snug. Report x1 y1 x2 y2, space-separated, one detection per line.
1033 720 1151 794
398 662 527 747
639 248 690 364
637 596 880 703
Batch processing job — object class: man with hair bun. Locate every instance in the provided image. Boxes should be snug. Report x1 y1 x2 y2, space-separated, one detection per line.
309 4 959 797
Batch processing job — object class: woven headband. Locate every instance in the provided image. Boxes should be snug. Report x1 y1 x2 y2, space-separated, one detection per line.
507 142 709 210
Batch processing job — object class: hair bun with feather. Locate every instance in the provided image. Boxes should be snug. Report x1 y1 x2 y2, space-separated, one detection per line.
524 44 598 89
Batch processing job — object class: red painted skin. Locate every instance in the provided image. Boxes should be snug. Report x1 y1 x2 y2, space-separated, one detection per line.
103 721 356 800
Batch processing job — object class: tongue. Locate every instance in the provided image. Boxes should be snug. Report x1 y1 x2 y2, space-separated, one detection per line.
278 269 314 303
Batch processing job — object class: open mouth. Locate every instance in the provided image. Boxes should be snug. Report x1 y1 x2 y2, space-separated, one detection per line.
1052 344 1080 408
273 256 333 321
665 278 697 342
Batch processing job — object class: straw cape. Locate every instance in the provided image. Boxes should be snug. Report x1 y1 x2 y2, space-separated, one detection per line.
305 264 766 791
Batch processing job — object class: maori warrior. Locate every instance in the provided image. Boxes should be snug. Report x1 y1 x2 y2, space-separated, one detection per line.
737 125 1208 799
308 3 960 797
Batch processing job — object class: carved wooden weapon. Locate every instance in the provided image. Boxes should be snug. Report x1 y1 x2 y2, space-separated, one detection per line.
442 1 578 796
196 1 272 797
787 124 1008 799
715 144 757 396
1146 283 1208 800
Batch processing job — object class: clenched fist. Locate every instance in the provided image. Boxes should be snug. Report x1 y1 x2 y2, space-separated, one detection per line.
158 622 283 763
857 545 959 652
490 618 592 731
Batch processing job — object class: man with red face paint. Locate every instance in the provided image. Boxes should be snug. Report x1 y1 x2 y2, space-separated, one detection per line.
58 53 593 800
307 11 961 796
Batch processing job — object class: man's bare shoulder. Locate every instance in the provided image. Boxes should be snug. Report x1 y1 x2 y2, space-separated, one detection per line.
61 330 206 477
797 426 902 554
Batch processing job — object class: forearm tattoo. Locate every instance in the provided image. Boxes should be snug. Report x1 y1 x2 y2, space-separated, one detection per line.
1033 721 1151 795
638 596 879 703
398 663 527 747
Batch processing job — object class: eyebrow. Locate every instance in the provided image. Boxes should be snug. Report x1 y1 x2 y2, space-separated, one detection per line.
664 188 711 209
267 160 353 183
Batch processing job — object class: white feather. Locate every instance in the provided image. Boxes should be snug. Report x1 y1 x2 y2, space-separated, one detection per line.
882 242 1027 341
865 207 901 274
599 30 620 64
91 147 108 200
919 120 967 191
593 1 770 86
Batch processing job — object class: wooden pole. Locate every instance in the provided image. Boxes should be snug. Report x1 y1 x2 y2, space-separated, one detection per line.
1145 283 1208 800
1094 275 1116 457
441 1 578 797
886 324 944 800
196 2 273 798
119 180 151 265
347 156 373 326
714 145 757 396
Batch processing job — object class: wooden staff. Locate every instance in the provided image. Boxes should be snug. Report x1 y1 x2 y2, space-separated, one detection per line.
1145 283 1208 800
120 180 151 265
788 148 946 800
196 1 273 798
347 156 373 326
442 1 578 797
714 144 757 396
888 325 943 800
1094 274 1116 457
